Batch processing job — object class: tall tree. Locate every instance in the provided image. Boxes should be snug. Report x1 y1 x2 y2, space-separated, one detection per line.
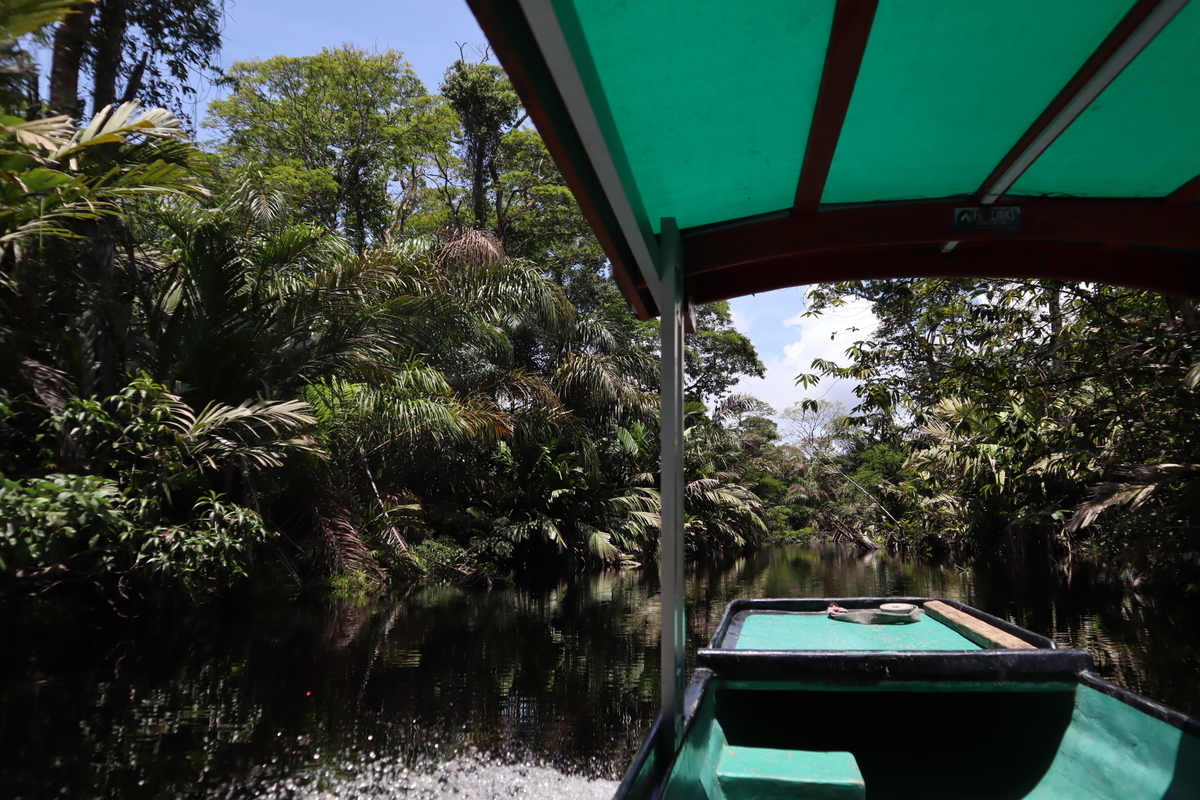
686 301 765 404
207 47 449 252
439 57 524 231
47 0 223 120
781 399 849 459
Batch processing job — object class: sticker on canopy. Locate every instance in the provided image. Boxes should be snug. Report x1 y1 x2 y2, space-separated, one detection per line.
954 206 1020 232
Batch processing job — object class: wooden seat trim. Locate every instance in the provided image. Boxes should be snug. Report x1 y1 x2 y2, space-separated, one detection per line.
924 601 1037 650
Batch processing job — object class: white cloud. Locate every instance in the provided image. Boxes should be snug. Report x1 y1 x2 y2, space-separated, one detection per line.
729 295 877 418
727 303 755 336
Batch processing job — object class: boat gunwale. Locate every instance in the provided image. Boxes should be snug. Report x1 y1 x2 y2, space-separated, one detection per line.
1078 669 1200 738
613 667 717 800
695 647 1094 685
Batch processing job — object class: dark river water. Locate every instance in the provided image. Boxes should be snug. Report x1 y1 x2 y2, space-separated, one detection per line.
2 545 1198 798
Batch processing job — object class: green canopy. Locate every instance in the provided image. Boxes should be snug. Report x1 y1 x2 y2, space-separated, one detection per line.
468 0 1200 318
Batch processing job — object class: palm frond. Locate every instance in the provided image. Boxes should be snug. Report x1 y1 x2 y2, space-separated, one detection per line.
56 102 187 158
174 398 322 471
1067 463 1200 534
0 0 87 42
0 114 73 152
437 225 504 268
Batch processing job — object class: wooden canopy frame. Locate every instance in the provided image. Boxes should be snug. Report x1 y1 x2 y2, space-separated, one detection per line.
470 0 1200 318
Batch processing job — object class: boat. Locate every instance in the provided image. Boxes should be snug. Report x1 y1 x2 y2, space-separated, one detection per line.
613 597 1200 799
462 1 1200 796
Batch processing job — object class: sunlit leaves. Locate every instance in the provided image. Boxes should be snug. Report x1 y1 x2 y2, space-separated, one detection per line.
0 101 202 251
206 47 446 251
0 378 284 597
803 278 1200 569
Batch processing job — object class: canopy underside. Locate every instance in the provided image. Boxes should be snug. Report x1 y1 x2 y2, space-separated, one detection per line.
469 0 1200 317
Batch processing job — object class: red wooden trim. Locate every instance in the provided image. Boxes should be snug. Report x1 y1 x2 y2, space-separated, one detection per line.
1166 172 1200 206
793 0 879 213
974 0 1169 203
689 244 1200 305
679 198 1200 280
466 0 655 318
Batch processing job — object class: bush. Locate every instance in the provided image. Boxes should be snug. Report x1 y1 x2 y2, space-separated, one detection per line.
0 377 302 602
0 475 273 597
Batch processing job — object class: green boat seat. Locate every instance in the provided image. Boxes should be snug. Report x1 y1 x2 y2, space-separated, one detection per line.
715 746 865 800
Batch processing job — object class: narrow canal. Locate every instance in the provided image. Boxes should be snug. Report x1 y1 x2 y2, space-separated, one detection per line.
2 545 1198 798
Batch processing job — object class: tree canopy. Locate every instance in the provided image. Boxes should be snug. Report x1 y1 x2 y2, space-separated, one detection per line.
206 47 449 252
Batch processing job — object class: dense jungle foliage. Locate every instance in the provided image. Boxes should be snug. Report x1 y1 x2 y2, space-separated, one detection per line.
798 280 1200 590
0 0 778 609
2 0 1197 609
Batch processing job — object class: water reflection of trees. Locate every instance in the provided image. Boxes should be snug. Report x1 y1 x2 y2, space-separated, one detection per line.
1 577 667 797
1 545 1196 798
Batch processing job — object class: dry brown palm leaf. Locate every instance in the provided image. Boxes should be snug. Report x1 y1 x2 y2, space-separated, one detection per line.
308 491 388 586
436 225 504 269
17 356 75 412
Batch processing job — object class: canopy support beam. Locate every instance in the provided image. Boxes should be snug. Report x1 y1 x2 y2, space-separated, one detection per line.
659 217 687 756
1166 172 1200 205
976 0 1189 204
687 244 1200 305
467 0 659 317
792 0 878 213
682 198 1200 278
514 0 664 309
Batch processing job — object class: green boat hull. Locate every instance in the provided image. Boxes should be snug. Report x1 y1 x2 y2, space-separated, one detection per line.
615 598 1200 800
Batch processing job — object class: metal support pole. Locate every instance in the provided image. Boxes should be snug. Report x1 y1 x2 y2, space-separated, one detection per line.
659 218 686 754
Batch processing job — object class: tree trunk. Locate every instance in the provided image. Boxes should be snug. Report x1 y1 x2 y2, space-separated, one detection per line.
491 158 508 244
1047 280 1062 372
92 0 128 115
471 146 488 229
49 4 96 117
345 161 367 253
88 231 120 398
120 52 149 104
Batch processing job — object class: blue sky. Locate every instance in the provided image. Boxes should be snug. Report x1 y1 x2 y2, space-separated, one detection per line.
210 0 868 416
726 290 875 417
198 0 488 110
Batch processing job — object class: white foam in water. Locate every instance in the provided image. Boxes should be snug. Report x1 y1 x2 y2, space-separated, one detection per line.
403 757 618 799
231 754 619 800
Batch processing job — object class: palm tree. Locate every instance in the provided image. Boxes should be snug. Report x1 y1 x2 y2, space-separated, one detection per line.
676 396 769 554
1 94 207 406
